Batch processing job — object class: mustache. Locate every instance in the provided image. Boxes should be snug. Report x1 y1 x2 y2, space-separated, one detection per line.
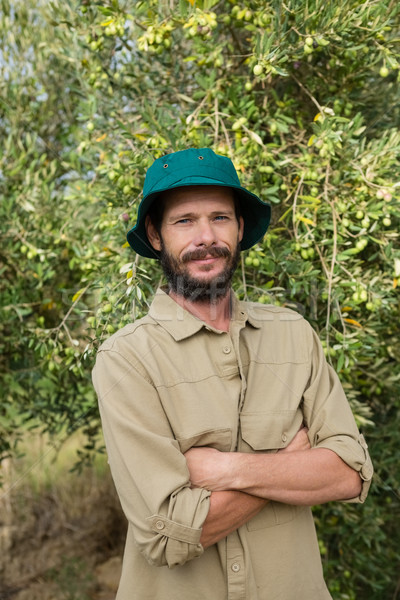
182 246 231 263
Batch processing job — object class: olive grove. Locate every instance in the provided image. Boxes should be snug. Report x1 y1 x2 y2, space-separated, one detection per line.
1 0 399 597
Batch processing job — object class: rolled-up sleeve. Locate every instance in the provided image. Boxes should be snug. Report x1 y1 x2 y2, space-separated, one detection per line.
302 325 373 503
92 348 211 568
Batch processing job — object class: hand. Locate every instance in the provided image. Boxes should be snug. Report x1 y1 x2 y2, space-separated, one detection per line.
279 425 310 453
185 447 233 491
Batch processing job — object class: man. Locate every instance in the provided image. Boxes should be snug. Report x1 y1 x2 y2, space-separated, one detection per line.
92 148 373 600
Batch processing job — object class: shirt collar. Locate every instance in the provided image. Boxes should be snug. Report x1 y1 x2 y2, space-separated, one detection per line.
148 288 260 342
236 298 262 330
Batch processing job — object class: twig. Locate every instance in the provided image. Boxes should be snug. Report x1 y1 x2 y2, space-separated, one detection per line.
2 301 41 312
130 253 141 318
292 172 305 239
240 253 248 301
214 96 219 147
291 74 324 113
324 165 337 343
49 285 89 337
218 116 233 155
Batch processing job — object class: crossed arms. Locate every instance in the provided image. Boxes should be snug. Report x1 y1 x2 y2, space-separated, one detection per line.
185 426 362 548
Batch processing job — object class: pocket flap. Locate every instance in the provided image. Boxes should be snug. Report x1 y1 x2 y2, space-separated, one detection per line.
177 428 232 454
240 410 303 451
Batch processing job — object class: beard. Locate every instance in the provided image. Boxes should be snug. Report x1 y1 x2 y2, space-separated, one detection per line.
159 242 241 304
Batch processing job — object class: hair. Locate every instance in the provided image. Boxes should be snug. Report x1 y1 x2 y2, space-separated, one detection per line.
147 188 242 235
147 195 166 235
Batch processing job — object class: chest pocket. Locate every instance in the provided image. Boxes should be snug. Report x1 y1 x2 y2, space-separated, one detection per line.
240 409 304 452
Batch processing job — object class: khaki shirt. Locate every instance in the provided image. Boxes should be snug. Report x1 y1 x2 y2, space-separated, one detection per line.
93 288 373 600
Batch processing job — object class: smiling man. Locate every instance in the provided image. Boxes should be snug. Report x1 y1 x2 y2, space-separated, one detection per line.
92 148 373 600
146 185 243 330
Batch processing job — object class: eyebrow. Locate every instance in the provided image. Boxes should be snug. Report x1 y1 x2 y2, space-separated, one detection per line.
167 209 235 222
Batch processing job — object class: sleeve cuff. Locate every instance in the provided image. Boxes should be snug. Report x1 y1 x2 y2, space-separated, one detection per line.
317 433 374 504
147 514 203 545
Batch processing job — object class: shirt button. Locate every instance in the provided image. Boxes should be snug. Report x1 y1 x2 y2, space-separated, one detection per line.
155 520 165 530
223 346 231 354
231 562 241 572
282 433 287 442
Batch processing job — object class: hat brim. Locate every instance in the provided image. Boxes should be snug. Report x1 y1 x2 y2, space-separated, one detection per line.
127 180 271 259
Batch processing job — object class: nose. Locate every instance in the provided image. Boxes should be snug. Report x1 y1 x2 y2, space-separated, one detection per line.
194 218 217 247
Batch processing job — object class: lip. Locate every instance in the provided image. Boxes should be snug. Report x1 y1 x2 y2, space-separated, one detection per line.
190 256 222 265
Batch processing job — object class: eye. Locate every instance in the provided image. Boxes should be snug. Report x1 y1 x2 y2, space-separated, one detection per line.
214 215 229 221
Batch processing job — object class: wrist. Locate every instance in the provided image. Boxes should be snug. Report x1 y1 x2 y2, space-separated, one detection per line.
227 452 247 491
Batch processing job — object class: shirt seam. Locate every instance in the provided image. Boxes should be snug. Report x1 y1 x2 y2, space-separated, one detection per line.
97 347 154 384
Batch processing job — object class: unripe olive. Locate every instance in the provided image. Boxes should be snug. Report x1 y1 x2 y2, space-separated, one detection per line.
361 217 370 228
301 249 309 260
342 218 350 228
379 66 389 78
356 238 367 251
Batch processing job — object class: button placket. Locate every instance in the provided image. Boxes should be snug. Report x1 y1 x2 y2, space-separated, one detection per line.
226 530 246 599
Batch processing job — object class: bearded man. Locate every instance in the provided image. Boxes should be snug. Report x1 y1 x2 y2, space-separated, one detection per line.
92 148 373 600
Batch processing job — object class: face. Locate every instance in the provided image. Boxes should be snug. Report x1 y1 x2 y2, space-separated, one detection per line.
146 186 244 302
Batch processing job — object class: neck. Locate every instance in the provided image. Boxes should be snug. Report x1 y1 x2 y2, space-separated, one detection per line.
168 289 232 332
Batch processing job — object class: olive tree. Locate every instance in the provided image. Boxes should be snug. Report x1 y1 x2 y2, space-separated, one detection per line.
1 0 399 597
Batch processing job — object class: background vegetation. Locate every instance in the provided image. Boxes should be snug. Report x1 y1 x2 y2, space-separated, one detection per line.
1 0 399 598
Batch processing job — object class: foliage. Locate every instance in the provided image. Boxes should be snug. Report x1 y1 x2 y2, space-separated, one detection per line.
0 0 399 597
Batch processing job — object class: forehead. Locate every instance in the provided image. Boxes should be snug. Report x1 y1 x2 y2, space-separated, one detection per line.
161 185 235 215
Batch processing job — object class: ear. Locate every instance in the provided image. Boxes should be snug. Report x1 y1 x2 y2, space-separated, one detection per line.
145 215 162 251
238 215 244 243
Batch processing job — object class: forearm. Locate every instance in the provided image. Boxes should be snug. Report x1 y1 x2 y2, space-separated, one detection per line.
221 448 362 505
200 490 268 548
187 447 362 506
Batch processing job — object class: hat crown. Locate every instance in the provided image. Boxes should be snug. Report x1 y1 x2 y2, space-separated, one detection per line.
143 148 240 199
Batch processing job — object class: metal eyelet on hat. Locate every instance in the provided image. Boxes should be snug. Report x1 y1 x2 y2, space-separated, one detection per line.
198 156 204 160
163 163 168 168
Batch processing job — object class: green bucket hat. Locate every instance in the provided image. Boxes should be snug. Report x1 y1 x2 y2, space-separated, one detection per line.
127 148 271 258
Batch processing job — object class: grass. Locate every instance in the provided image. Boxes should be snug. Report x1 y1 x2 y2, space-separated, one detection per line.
2 428 109 500
0 428 125 600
